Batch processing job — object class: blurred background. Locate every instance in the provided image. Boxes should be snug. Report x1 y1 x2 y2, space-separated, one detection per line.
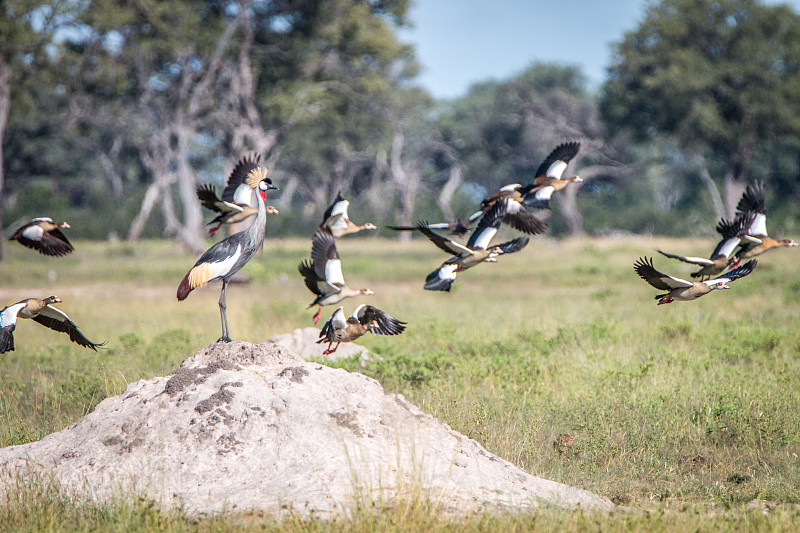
2 0 800 256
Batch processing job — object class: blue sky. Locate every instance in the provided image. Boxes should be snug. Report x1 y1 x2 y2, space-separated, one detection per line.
399 0 800 99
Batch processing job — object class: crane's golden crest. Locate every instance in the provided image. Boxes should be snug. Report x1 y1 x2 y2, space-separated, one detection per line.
245 167 269 189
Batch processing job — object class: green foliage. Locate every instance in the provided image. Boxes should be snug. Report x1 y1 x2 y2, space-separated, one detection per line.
601 0 800 208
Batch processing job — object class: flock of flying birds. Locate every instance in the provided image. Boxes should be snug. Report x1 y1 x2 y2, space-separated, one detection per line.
1 143 796 355
635 181 797 304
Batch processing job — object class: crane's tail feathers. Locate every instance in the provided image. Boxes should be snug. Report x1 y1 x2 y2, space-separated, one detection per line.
177 272 193 301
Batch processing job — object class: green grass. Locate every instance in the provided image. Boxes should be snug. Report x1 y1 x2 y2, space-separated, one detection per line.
1 235 799 531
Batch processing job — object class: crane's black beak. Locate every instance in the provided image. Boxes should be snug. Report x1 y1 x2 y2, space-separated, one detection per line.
267 183 278 191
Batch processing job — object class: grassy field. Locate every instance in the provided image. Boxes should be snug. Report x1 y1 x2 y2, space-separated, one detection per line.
1 233 799 531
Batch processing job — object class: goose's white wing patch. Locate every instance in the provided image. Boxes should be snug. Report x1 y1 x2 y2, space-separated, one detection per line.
716 238 741 259
21 226 45 240
325 258 346 286
232 184 256 208
547 160 568 179
662 273 694 289
331 307 347 329
0 303 26 327
470 226 497 250
534 186 555 200
748 213 768 237
327 200 350 231
681 256 716 265
439 263 458 281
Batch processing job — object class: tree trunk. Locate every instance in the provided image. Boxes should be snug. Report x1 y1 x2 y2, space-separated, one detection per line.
437 164 463 222
389 126 418 243
697 160 725 220
0 59 10 260
128 180 163 241
557 184 584 237
174 126 205 251
722 167 746 220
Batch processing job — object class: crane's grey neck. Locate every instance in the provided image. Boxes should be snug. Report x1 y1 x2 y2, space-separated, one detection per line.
244 186 268 249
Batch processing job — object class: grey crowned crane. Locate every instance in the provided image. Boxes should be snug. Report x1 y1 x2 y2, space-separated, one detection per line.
9 218 74 256
320 192 377 237
177 165 277 342
196 154 279 236
657 213 757 280
317 304 406 355
1 296 105 354
634 256 757 305
298 227 374 324
421 201 530 292
733 181 799 260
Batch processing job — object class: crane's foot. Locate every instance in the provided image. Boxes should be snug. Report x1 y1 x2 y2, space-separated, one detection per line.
217 335 232 343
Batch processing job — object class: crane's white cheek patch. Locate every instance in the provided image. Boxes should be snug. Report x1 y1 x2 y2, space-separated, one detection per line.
22 226 45 240
188 246 241 289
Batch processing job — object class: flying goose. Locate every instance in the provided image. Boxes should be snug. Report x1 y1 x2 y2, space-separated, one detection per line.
298 227 374 323
1 296 105 353
422 201 529 291
320 192 377 237
317 304 406 355
522 141 584 210
467 186 548 236
734 181 798 259
657 214 755 280
197 154 279 236
178 166 278 342
197 185 279 237
634 256 757 305
9 218 74 256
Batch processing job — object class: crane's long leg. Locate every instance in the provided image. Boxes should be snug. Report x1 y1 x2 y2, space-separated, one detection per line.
218 279 231 342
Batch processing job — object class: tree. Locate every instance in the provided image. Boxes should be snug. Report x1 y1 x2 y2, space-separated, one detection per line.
439 64 631 236
601 0 800 217
0 1 79 259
